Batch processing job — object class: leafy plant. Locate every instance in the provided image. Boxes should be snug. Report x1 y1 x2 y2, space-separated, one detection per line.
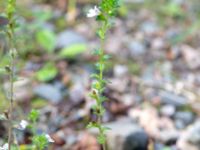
87 0 120 149
5 0 17 149
27 109 54 150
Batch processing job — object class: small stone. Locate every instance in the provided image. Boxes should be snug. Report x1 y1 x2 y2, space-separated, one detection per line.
151 38 164 50
129 41 146 57
159 91 188 107
105 118 148 150
174 111 194 127
69 82 85 104
159 130 179 145
177 121 200 150
4 77 32 101
108 78 128 93
114 65 128 78
160 105 176 117
181 45 200 70
140 21 158 34
34 84 62 104
56 30 86 49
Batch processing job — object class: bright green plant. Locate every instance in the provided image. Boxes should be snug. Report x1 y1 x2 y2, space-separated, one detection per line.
87 0 120 150
26 109 54 150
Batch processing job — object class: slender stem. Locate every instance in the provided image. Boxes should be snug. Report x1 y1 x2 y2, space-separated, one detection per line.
8 28 15 150
97 21 107 150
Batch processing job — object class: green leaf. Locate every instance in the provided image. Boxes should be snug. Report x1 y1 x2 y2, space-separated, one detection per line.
97 29 105 39
36 62 58 82
36 29 56 52
59 43 87 58
161 2 183 17
87 122 99 129
0 67 6 74
32 98 48 109
92 49 101 55
28 109 39 123
90 74 100 79
32 134 48 150
97 134 106 144
103 54 111 60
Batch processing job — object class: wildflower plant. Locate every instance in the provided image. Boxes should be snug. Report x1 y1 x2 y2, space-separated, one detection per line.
87 0 120 149
5 0 17 149
27 109 54 150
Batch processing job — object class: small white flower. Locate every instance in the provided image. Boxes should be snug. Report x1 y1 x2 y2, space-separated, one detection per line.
0 143 8 150
19 120 29 130
45 134 54 143
87 6 100 18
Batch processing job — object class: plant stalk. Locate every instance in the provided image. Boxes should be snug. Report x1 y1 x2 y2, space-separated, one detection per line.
8 27 15 150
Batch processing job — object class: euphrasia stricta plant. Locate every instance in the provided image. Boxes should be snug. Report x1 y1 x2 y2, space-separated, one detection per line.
87 0 120 149
6 0 17 149
1 1 54 149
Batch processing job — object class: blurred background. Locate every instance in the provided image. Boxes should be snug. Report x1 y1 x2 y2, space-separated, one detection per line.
1 0 200 150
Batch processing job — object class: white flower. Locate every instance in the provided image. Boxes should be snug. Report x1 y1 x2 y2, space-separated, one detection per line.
45 134 54 143
19 120 29 130
87 6 100 18
0 143 8 150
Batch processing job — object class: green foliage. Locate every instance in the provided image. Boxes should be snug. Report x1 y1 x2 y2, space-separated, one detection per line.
28 109 39 123
36 29 56 52
32 134 48 150
36 62 58 82
161 2 183 17
31 98 48 109
59 43 87 58
100 0 120 17
88 0 120 147
6 0 16 20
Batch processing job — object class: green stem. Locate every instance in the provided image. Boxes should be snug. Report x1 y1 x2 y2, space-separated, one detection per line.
97 21 107 150
8 23 15 150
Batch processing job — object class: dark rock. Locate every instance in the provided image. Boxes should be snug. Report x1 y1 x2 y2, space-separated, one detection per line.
105 118 148 150
123 131 148 150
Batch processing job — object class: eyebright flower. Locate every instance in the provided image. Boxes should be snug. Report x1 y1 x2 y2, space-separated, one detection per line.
0 143 8 150
45 134 54 143
87 6 100 18
18 120 29 130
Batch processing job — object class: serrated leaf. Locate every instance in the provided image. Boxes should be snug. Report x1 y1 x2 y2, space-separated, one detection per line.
59 43 87 58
